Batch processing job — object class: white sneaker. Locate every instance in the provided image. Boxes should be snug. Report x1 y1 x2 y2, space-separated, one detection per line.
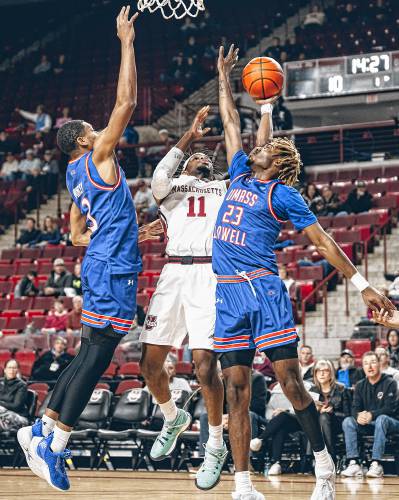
231 489 265 500
17 423 44 479
250 438 263 452
268 462 282 475
366 461 384 478
341 460 363 478
311 454 336 500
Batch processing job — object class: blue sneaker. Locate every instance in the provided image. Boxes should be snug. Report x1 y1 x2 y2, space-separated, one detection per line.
17 419 44 478
35 433 71 491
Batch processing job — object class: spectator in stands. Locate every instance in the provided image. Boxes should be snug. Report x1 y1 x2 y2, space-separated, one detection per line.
41 299 68 334
14 270 39 298
387 276 399 301
303 4 326 27
278 265 296 299
120 119 139 146
165 356 192 392
16 217 41 248
31 336 74 382
375 347 399 386
134 180 154 211
0 360 28 431
146 129 171 163
336 349 362 388
299 345 315 380
53 54 67 76
16 105 52 133
32 216 61 247
0 130 19 157
19 149 41 178
310 359 352 461
41 149 59 196
33 54 51 75
184 36 200 61
321 185 343 215
253 351 276 384
0 152 19 180
66 296 82 335
387 329 399 368
302 183 320 208
343 180 373 214
54 107 72 129
32 131 45 156
309 195 327 216
44 258 72 297
66 262 82 297
341 351 399 478
180 16 197 35
272 97 293 131
265 36 283 60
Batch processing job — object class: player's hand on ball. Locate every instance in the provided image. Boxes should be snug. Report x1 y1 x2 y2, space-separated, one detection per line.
255 94 281 106
361 286 395 316
117 5 139 44
218 44 239 76
189 106 211 140
138 219 163 242
372 309 399 328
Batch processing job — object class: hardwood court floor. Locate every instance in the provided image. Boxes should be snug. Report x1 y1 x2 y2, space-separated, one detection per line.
1 470 399 499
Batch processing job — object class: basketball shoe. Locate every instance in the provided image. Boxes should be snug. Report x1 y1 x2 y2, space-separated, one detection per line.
231 488 265 500
311 454 336 500
150 408 192 461
17 419 44 478
31 433 71 491
195 442 228 490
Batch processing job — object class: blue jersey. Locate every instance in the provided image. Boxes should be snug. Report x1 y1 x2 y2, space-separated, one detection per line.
66 152 142 274
212 150 316 275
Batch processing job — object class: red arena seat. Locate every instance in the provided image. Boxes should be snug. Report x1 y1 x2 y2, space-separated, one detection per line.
115 379 143 395
119 361 141 378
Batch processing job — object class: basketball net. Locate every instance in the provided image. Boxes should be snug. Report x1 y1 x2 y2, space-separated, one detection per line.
137 0 205 19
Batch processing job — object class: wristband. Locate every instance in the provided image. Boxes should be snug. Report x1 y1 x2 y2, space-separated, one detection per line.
351 272 370 292
261 103 273 115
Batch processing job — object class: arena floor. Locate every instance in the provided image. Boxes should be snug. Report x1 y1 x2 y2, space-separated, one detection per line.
1 470 399 499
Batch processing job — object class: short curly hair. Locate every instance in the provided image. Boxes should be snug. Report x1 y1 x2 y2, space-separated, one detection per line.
56 120 85 155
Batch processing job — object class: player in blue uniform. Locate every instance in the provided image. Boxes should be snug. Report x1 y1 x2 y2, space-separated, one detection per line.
17 7 161 491
215 45 394 500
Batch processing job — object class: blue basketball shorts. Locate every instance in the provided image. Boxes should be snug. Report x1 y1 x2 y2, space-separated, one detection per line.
81 257 138 335
214 270 299 352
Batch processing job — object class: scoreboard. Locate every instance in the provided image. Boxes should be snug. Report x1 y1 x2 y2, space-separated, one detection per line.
284 51 399 99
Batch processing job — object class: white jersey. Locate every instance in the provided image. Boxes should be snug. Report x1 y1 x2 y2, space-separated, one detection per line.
159 175 227 256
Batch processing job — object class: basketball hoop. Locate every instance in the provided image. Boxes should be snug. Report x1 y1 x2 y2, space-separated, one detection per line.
137 0 205 19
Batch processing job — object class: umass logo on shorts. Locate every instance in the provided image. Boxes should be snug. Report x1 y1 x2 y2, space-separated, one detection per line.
145 315 158 331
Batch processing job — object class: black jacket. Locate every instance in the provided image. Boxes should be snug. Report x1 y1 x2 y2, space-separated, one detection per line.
31 350 74 381
344 189 373 214
250 370 267 417
388 345 399 369
15 276 39 297
309 382 352 418
45 270 72 296
16 228 41 246
0 377 28 416
352 373 398 420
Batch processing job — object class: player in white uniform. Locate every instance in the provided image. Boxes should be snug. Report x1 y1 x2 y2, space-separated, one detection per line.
140 107 228 490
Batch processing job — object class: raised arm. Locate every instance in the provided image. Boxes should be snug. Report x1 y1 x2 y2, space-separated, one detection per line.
304 222 395 314
70 202 91 247
255 95 280 146
151 106 210 204
218 44 242 164
93 6 139 178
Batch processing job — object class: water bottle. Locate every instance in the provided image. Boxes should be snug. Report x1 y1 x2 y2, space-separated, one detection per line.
263 460 271 477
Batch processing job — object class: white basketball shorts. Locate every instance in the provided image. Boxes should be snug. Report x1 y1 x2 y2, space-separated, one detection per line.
139 263 216 350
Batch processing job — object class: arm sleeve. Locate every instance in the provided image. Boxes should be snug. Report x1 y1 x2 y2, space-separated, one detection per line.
151 147 185 200
19 110 37 123
371 379 398 419
228 150 251 180
272 184 317 230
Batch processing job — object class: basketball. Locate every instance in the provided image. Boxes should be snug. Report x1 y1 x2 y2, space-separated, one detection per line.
242 56 284 100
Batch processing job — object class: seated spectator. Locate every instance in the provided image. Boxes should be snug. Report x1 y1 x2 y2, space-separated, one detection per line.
341 351 399 478
16 105 52 133
32 131 45 156
31 216 61 247
19 149 41 178
321 186 343 215
1 152 19 180
343 180 373 214
31 336 74 381
134 180 154 211
184 36 200 60
146 129 171 162
309 195 327 216
16 217 41 248
120 119 139 146
145 356 192 402
310 359 352 461
66 296 83 335
41 299 68 334
272 97 293 131
299 345 315 380
0 130 20 157
180 16 197 35
387 329 399 368
264 36 283 60
388 276 399 301
54 107 72 129
336 349 362 388
253 351 276 385
375 347 399 387
41 149 59 196
303 4 325 27
14 270 39 298
0 360 29 431
65 262 82 297
44 258 72 297
278 265 296 299
33 54 51 75
53 54 66 75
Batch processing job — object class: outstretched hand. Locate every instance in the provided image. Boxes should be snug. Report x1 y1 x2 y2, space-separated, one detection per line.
361 286 395 316
255 94 281 106
117 5 139 44
188 106 211 140
372 309 399 328
218 44 239 76
138 219 164 243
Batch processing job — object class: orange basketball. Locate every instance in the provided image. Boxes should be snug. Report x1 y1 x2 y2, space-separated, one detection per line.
242 57 284 100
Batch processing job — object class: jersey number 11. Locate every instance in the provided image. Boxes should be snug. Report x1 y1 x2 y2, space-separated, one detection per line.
187 196 206 217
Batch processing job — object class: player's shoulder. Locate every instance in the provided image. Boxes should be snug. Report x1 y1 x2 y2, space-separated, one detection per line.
273 182 302 198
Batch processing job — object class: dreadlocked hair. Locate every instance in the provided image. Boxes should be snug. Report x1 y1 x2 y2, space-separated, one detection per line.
270 137 302 187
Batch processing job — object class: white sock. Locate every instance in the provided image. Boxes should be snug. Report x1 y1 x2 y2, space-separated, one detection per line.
159 398 178 423
234 471 252 494
314 446 332 471
207 423 223 449
50 426 71 454
41 415 56 437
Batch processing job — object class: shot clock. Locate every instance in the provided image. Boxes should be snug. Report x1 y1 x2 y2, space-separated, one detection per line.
284 50 399 99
